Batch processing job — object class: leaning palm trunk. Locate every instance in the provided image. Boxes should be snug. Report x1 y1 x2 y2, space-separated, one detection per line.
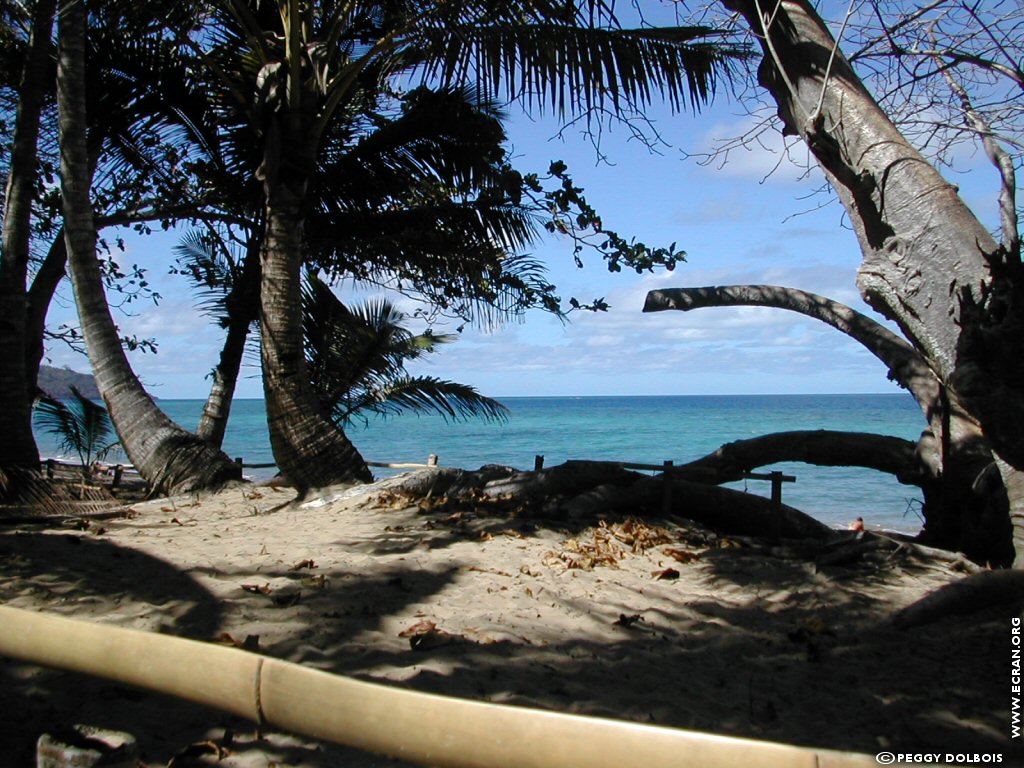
55 0 240 495
0 0 57 476
196 319 250 448
196 244 262 448
259 177 371 491
723 0 1024 566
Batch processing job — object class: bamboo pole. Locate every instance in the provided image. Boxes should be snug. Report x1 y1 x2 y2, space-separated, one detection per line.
0 605 878 768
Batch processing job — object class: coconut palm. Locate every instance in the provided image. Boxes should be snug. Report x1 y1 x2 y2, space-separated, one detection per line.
55 0 241 495
178 83 549 451
189 0 739 493
303 273 508 429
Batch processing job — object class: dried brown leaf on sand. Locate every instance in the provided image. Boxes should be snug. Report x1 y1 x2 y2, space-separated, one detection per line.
545 518 676 571
605 518 674 552
398 620 498 651
662 547 702 564
288 558 318 571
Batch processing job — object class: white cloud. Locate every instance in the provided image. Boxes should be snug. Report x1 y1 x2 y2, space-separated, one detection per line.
691 114 822 185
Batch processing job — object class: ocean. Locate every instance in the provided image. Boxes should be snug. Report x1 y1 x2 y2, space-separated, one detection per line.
36 394 927 533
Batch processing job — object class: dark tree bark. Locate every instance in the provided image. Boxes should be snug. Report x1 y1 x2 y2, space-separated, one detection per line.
25 235 68 398
645 286 941 416
720 0 1024 565
0 0 57 476
196 313 251 448
645 284 1009 563
56 0 241 495
259 159 371 491
678 430 920 484
196 239 261 448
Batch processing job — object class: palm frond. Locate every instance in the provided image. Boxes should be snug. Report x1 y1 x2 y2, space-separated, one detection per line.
416 22 747 117
173 228 243 325
344 375 509 426
33 386 118 470
302 271 506 427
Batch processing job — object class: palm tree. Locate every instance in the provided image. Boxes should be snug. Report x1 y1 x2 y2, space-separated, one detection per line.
55 0 241 495
303 273 507 434
179 83 549 450
0 0 56 479
190 0 738 493
34 385 120 481
173 227 262 448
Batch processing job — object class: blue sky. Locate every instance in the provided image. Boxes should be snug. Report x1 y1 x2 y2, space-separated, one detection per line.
40 63 1003 401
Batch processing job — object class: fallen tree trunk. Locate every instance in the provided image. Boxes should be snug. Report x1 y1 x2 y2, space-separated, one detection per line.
815 533 982 573
633 474 833 540
383 462 833 541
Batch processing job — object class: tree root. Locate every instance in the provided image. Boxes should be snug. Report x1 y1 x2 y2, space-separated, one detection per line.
892 569 1024 629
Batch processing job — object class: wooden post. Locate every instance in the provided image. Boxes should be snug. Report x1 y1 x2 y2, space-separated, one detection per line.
770 471 783 541
534 455 545 471
662 460 674 515
111 464 124 491
46 459 55 480
427 454 438 467
235 457 244 470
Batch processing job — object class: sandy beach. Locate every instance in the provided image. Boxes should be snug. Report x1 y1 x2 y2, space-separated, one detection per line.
0 469 1018 766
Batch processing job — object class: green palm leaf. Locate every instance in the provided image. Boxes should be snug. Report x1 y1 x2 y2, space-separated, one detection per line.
302 273 507 427
414 19 746 117
345 375 509 425
33 386 119 471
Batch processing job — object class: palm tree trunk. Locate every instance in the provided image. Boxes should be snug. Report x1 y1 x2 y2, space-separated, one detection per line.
196 320 250 448
260 173 371 491
25 234 68 398
0 0 57 475
56 0 240 495
196 238 261 447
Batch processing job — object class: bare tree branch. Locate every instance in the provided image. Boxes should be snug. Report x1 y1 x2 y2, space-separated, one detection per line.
644 284 941 414
941 66 1020 264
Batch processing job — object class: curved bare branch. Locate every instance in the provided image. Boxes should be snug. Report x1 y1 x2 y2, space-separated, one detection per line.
644 284 941 415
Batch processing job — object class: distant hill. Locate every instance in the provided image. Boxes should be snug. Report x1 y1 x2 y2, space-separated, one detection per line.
37 365 101 400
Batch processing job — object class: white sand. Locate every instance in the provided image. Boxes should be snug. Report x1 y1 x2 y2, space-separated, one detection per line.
0 476 1017 766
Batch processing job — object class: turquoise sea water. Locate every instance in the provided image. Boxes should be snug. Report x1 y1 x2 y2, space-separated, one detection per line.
36 394 927 532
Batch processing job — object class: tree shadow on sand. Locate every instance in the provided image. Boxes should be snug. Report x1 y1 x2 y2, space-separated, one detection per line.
0 531 229 765
0 531 467 766
302 558 1012 759
2 500 1017 767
